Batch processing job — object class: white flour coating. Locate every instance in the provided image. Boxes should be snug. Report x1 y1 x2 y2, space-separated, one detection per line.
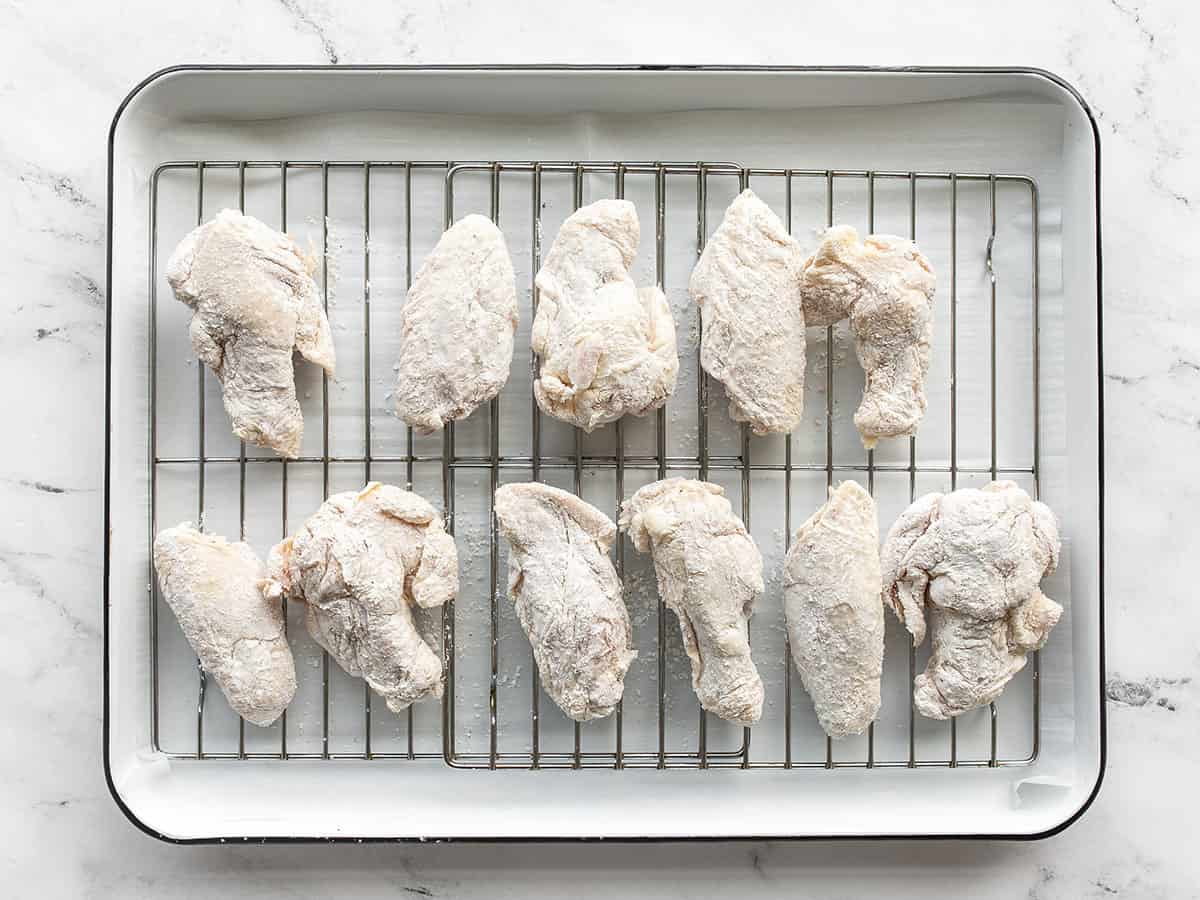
532 199 678 431
671 292 701 353
800 225 936 448
689 189 807 435
621 478 765 725
165 209 335 457
152 523 296 727
263 482 458 714
303 215 344 305
393 214 518 433
782 481 883 738
327 216 343 302
494 483 635 722
453 520 492 569
881 481 1062 719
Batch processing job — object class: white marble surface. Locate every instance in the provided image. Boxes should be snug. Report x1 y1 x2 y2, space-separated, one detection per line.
1 0 1197 896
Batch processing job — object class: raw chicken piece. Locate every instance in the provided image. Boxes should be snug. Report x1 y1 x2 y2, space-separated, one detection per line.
165 209 335 457
153 523 296 726
783 481 883 738
799 225 936 448
263 482 458 714
881 481 1062 719
532 199 678 431
393 215 518 433
689 189 806 435
621 478 764 725
494 483 635 722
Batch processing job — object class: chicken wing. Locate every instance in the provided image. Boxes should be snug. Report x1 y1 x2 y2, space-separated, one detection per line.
165 209 335 457
263 482 458 714
689 189 806 435
621 478 764 725
532 199 678 431
393 214 518 433
494 483 635 721
783 481 883 738
881 481 1062 719
799 225 935 448
153 523 296 726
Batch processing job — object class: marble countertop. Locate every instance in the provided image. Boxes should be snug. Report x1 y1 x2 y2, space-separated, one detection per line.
3 0 1196 896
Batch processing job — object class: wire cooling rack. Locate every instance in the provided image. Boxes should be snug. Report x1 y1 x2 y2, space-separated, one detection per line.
147 158 1041 771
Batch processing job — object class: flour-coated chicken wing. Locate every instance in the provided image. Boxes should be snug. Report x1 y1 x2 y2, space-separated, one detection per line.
393 214 518 433
494 483 635 722
153 523 296 726
621 478 764 725
800 225 935 448
264 483 457 714
166 209 335 457
533 200 678 431
783 481 883 738
881 481 1061 719
689 189 807 435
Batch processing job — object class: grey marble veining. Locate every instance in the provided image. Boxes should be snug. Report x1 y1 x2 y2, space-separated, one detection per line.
2 0 1198 896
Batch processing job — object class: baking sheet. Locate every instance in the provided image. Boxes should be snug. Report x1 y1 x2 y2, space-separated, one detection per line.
106 67 1102 839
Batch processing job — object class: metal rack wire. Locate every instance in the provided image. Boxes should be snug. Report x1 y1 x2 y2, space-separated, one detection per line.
147 158 1040 770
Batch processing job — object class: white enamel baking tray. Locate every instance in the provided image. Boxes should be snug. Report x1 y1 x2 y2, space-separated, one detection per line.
105 65 1104 842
